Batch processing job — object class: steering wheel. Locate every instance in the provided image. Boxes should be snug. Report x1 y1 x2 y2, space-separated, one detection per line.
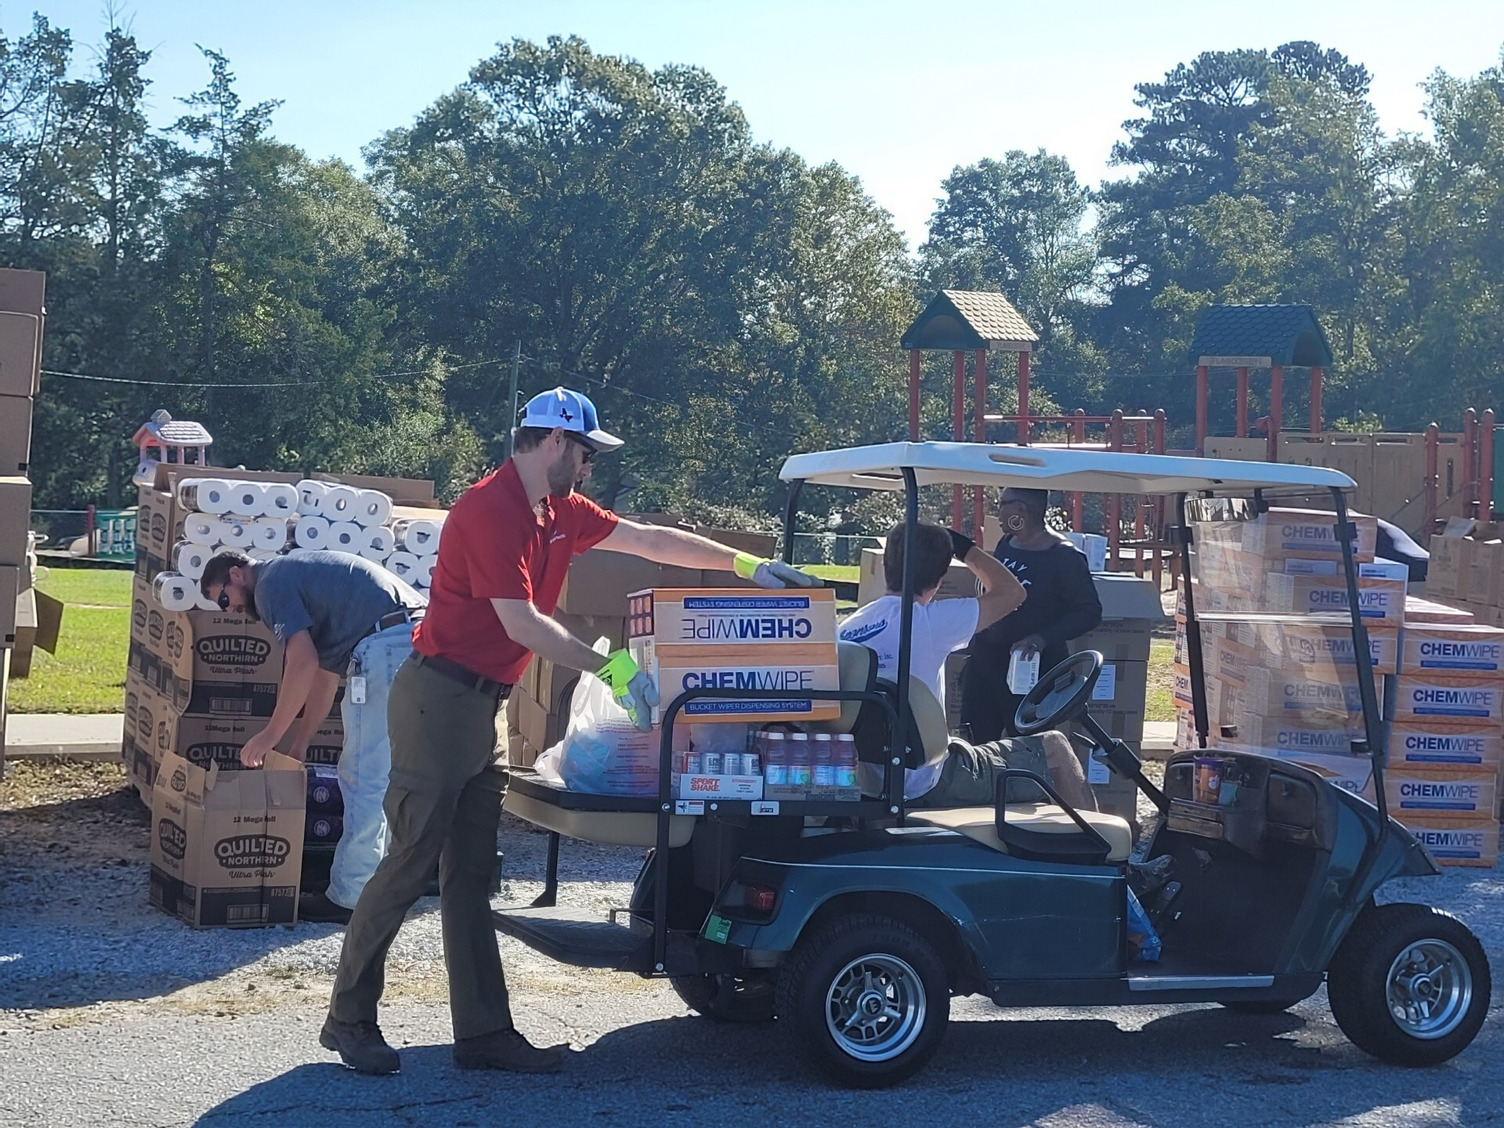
1012 651 1104 735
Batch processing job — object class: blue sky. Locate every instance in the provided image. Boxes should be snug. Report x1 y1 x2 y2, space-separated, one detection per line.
27 0 1504 248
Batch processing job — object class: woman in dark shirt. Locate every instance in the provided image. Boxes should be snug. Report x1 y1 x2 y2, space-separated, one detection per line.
960 487 1103 742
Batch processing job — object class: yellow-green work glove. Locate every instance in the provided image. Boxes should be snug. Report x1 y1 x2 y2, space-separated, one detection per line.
732 552 818 589
596 650 659 732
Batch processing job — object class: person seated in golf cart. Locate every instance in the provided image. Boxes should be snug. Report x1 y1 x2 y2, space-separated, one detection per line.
838 521 1095 811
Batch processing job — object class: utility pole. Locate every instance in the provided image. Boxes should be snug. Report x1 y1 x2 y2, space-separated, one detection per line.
501 340 522 460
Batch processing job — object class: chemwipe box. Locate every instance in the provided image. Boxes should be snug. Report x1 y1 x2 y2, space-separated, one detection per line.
1389 720 1504 769
628 638 840 724
1398 817 1500 868
1263 621 1400 678
1385 767 1498 819
1263 572 1405 624
1238 667 1372 719
1400 624 1504 680
1240 508 1377 561
1391 675 1504 723
1225 713 1368 754
628 587 838 647
1272 749 1374 799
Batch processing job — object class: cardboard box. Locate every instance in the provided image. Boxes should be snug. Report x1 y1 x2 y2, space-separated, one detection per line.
1401 623 1504 680
1263 571 1405 624
1398 816 1500 867
0 564 16 643
1427 535 1465 597
1085 707 1145 741
312 471 435 503
672 772 764 800
1404 596 1475 625
1236 667 1369 720
629 638 840 724
629 586 838 647
0 392 31 474
149 749 306 927
1258 621 1400 679
1385 767 1498 820
1086 660 1148 712
1391 675 1504 724
514 689 557 755
0 311 41 397
0 267 45 317
558 551 702 617
0 477 32 566
1073 620 1154 663
1240 508 1378 561
1273 749 1375 799
1389 720 1504 769
1221 713 1368 755
1464 541 1503 607
1093 572 1166 621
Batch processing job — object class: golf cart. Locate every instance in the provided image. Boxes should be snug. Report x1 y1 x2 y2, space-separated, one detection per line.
494 442 1492 1087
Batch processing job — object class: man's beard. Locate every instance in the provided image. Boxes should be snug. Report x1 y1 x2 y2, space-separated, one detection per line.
546 454 578 499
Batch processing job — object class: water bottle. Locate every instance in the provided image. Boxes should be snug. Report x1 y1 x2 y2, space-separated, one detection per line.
763 732 788 787
788 732 813 793
835 734 859 792
812 733 836 788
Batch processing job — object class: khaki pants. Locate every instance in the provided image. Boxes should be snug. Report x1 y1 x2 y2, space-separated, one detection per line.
329 656 512 1040
910 735 1052 808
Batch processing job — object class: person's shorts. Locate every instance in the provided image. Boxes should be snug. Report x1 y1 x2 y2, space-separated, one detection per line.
911 735 1052 808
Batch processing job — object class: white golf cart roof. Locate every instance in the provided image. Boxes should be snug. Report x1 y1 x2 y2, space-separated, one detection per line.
779 442 1355 495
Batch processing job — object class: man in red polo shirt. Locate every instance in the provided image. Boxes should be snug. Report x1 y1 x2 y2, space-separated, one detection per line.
322 387 813 1076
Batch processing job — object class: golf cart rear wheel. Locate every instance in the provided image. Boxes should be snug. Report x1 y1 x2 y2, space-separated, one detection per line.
670 972 775 1023
1327 902 1491 1066
776 913 949 1088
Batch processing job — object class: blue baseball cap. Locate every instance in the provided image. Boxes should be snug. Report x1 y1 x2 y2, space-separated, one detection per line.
518 387 623 452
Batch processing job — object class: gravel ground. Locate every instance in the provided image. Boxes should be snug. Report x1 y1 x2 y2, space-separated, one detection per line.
2 763 1502 1127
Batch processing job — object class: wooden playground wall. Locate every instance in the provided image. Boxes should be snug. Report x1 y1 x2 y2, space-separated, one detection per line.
1204 432 1471 536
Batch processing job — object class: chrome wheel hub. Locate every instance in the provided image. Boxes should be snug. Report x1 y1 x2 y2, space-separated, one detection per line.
824 953 926 1062
1386 939 1473 1039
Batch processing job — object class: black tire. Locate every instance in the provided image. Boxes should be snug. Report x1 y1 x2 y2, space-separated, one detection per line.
671 972 776 1023
775 913 949 1088
1327 902 1491 1066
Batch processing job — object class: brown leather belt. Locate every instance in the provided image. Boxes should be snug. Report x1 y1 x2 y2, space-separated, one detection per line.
410 650 511 701
374 607 423 633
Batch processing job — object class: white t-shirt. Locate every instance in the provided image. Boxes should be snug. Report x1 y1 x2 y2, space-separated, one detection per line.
837 594 979 799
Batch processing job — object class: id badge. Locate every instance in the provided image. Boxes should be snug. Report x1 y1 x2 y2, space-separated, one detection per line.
349 675 367 705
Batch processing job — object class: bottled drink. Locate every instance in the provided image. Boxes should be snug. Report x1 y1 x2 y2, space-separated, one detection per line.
812 733 836 787
788 732 813 792
763 732 788 786
835 734 859 791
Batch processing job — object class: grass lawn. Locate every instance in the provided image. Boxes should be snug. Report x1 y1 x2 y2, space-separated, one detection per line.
1145 637 1175 723
7 567 132 714
801 564 859 584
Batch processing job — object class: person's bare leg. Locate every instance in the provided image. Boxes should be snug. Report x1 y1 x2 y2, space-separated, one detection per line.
1041 730 1096 810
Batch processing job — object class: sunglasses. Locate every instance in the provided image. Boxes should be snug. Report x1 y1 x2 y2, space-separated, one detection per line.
216 588 231 611
563 432 597 464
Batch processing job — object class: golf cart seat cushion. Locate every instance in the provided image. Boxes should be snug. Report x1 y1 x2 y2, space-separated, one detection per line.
907 804 1133 863
502 788 695 849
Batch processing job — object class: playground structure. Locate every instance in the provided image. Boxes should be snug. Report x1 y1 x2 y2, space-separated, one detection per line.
901 292 1501 578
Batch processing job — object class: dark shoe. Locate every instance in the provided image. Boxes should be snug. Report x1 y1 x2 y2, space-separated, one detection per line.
320 1016 400 1075
300 892 353 925
453 1028 566 1073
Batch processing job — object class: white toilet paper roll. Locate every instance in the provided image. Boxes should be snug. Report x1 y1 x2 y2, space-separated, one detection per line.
173 540 212 581
385 551 420 582
183 513 220 545
323 485 361 521
153 571 198 611
228 481 266 517
328 521 363 552
415 556 436 587
247 548 282 563
359 525 395 561
261 483 299 518
251 517 292 551
394 518 443 556
296 479 330 516
177 478 233 514
216 517 254 547
295 515 331 549
196 591 221 612
352 489 394 528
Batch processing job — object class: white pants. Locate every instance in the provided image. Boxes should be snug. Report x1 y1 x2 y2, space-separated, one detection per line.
325 622 413 909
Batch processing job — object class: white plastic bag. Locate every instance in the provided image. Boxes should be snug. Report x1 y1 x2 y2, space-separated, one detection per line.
547 640 662 796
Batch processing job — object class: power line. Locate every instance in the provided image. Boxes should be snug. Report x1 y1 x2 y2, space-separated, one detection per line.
39 356 509 389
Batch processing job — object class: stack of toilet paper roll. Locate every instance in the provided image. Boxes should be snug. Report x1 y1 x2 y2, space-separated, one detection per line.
153 476 444 610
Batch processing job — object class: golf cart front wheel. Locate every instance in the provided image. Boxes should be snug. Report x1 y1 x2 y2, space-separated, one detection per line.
670 972 775 1023
776 913 949 1088
1327 903 1491 1065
